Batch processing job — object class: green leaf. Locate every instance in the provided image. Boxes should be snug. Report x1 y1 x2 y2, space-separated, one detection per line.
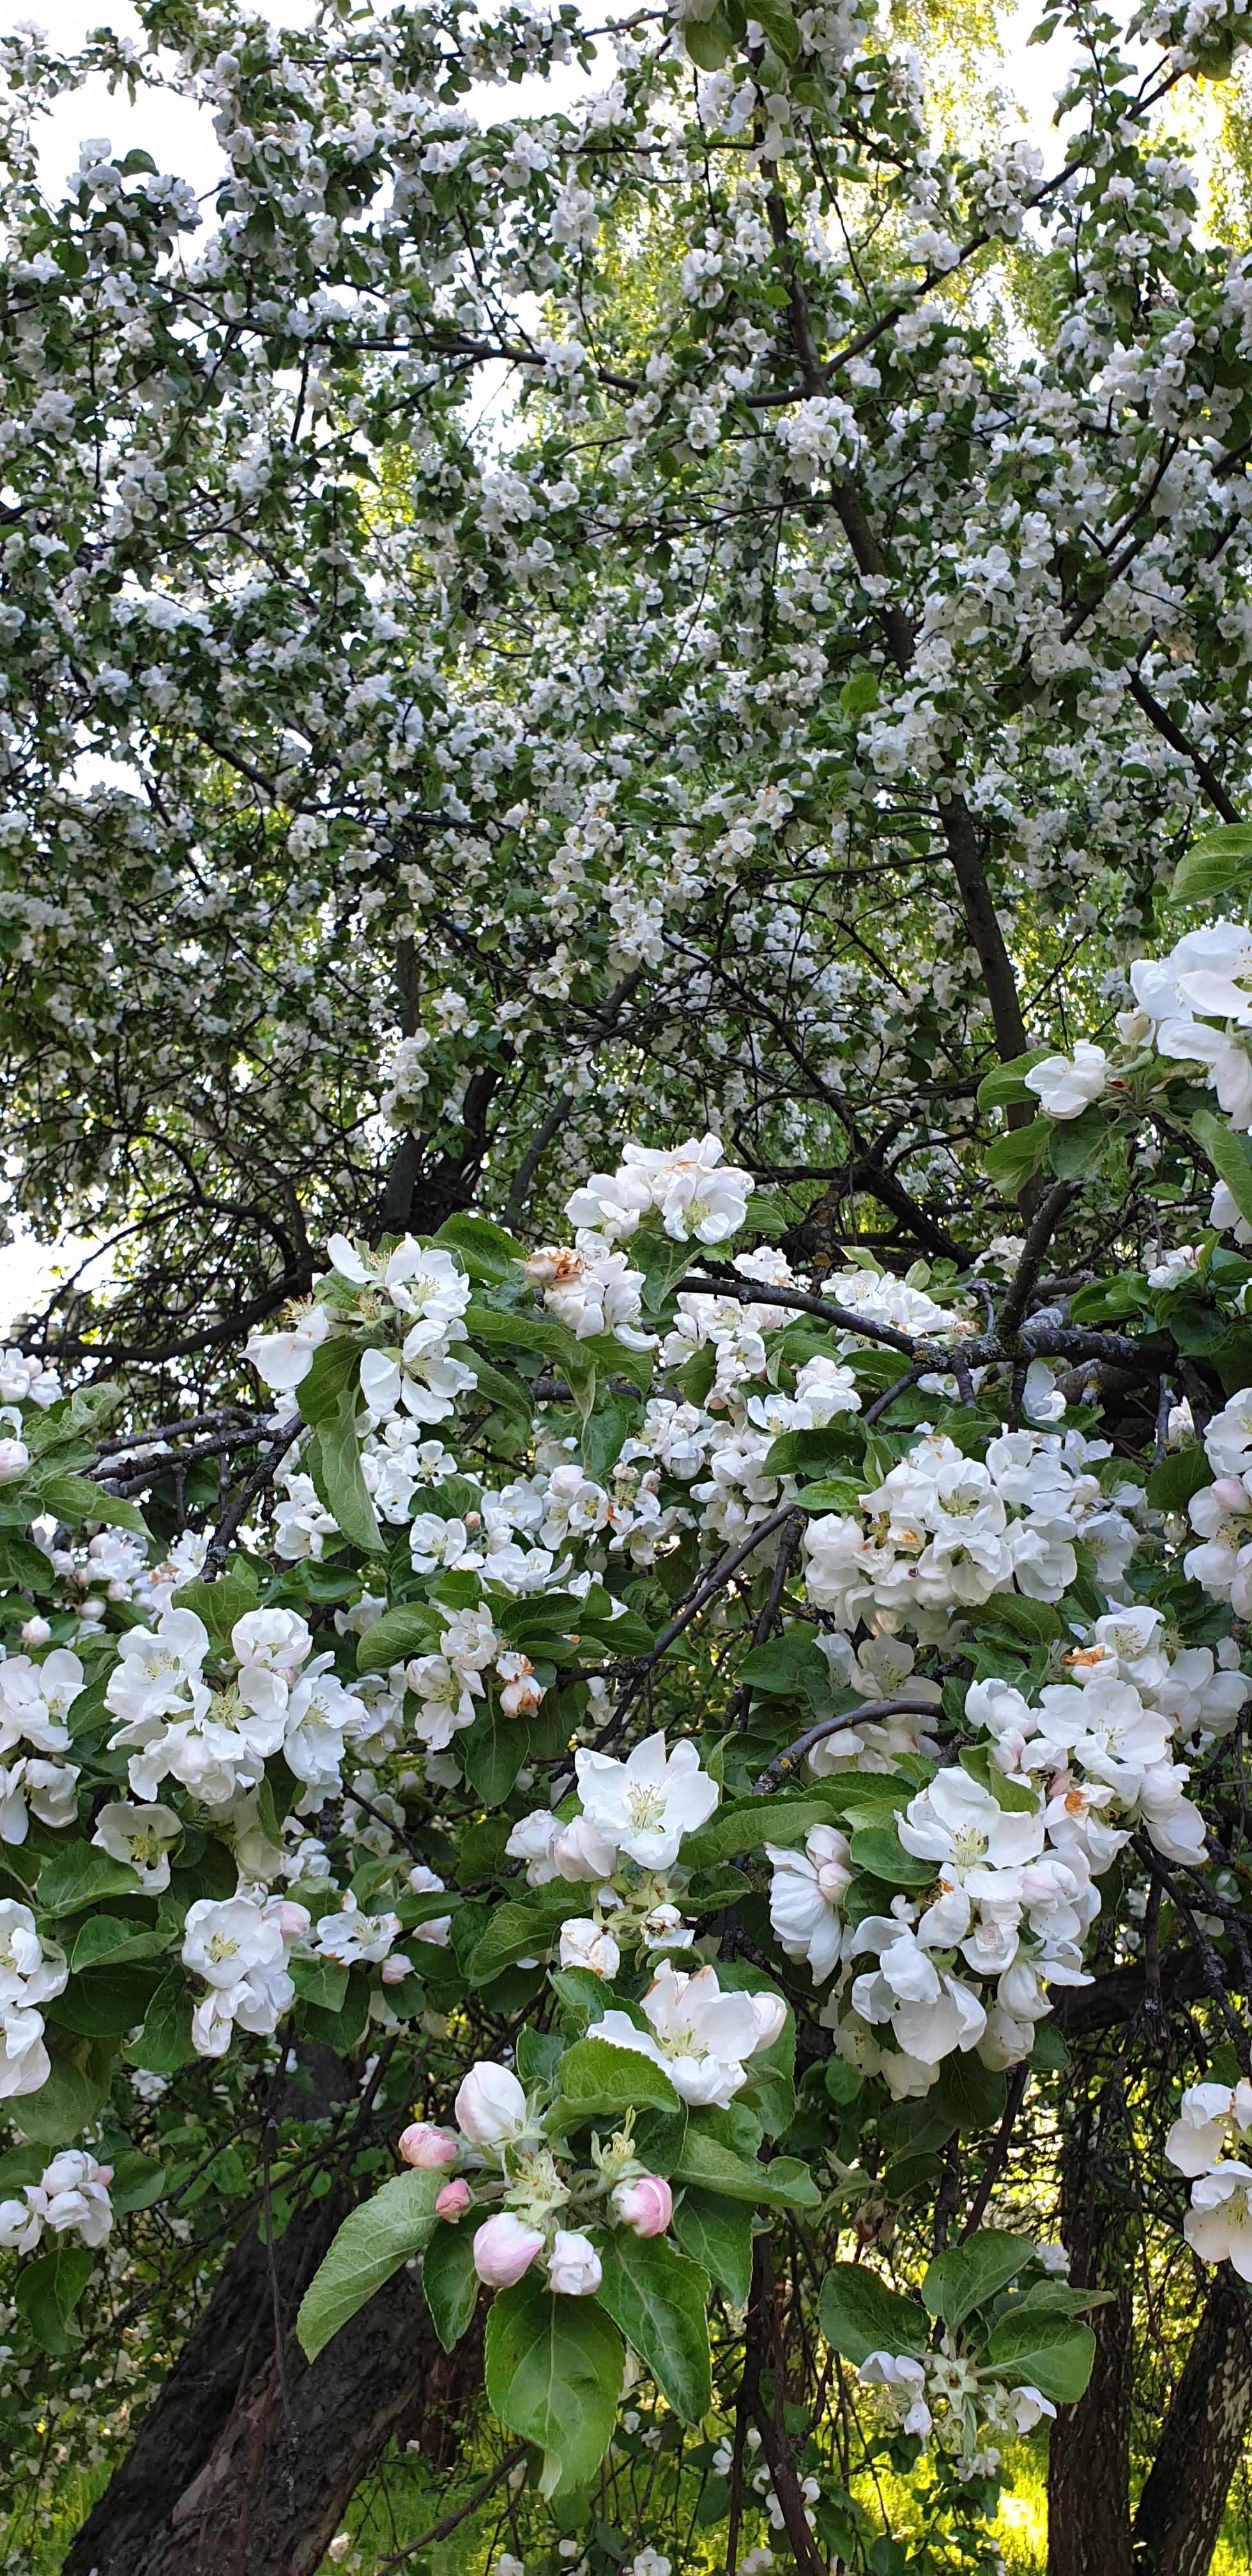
290 1955 350 2013
818 2263 929 2366
466 1302 600 1422
923 2230 1034 2331
15 2244 93 2355
294 1334 360 1426
1145 1445 1212 1510
429 1212 526 1282
681 1792 841 1871
469 1885 581 1983
70 1915 167 1973
671 2187 752 2306
20 2031 115 2143
976 1049 1050 1111
36 1844 141 1916
484 2273 623 2497
984 1119 1052 1197
1193 1108 1252 1230
355 1602 441 1673
1172 823 1252 904
462 1703 530 1805
839 670 880 716
314 1388 385 1557
847 1825 934 1887
958 1745 1039 1813
671 2130 819 2207
171 1564 259 1645
297 2168 443 2363
38 1473 148 1537
123 1971 197 2073
753 0 800 56
107 2149 167 2213
596 2231 711 2423
49 1965 164 2035
931 2053 1008 2138
1046 1103 1108 1181
557 2035 683 2120
982 2309 1096 2402
580 1390 634 1489
422 2218 480 2351
738 1632 833 1705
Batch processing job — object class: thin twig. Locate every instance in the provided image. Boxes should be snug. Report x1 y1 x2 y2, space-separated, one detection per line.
202 1416 305 1581
755 1699 942 1790
959 2064 1030 2241
376 2448 528 2571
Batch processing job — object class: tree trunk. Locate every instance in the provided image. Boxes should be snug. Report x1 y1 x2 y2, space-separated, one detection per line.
1133 2266 1252 2576
1047 2103 1135 2576
64 2082 482 2576
1046 2271 1135 2576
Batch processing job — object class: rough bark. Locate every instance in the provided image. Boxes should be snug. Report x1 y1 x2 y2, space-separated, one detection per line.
1047 2111 1135 2576
64 2061 482 2576
1047 2273 1136 2576
1133 2267 1252 2576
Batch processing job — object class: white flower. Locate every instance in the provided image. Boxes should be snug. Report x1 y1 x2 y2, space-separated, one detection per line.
1166 2082 1244 2176
858 2351 932 2436
848 1919 987 2066
559 1919 621 1979
246 1300 331 1392
574 1733 718 1870
1185 2161 1252 2276
1166 921 1252 1025
503 1809 620 1884
455 2060 531 2150
181 1894 294 2056
590 1961 771 2108
35 2149 114 2248
1023 1042 1110 1119
91 1800 181 1891
525 1245 653 1348
0 1900 68 2097
314 1893 402 1965
766 1826 852 1981
566 1135 752 1246
231 1606 313 1680
0 1648 82 1754
1011 2386 1057 2432
897 1768 1044 1876
546 2227 603 2294
1205 1389 1252 1478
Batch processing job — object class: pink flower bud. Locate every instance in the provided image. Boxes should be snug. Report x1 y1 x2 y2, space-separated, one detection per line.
436 2178 471 2221
398 2121 459 2170
95 2166 114 2187
816 1859 852 1904
277 1902 311 1942
1214 1478 1249 1510
381 1952 414 1985
611 2175 672 2238
20 1616 51 1648
473 2211 544 2287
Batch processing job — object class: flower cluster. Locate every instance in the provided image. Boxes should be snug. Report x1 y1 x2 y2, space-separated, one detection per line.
0 2150 113 2255
1166 2082 1252 2275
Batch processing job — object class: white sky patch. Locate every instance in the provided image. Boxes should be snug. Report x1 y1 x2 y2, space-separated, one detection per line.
0 1227 107 1339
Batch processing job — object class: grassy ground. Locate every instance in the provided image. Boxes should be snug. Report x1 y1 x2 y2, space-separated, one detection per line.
10 2442 1252 2572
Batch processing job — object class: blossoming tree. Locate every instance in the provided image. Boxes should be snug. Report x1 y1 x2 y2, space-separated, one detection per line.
8 0 1252 2566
